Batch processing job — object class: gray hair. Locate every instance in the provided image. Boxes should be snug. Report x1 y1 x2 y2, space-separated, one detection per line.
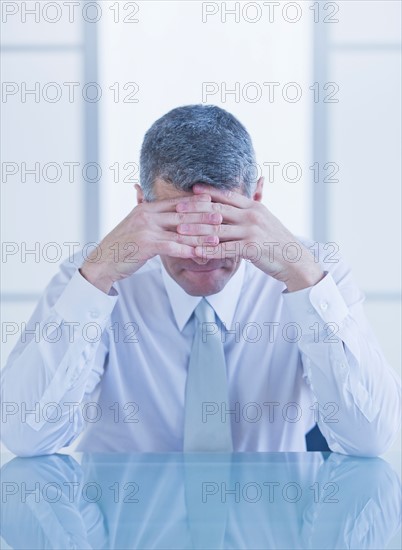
140 105 257 200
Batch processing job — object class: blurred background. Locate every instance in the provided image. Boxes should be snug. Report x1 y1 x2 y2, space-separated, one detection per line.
1 0 401 459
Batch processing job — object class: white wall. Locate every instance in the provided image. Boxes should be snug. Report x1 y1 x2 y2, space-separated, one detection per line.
1 5 87 363
325 0 401 374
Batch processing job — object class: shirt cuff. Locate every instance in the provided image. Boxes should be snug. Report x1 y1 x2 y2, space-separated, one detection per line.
53 268 118 324
282 272 349 327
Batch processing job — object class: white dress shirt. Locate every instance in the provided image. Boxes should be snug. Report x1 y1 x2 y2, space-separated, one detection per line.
1 238 400 456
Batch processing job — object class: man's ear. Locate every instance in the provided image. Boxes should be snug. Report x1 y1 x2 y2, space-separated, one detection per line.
135 184 145 204
252 177 264 202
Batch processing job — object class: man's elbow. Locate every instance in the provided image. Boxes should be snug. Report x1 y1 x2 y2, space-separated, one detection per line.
328 420 401 458
1 422 64 457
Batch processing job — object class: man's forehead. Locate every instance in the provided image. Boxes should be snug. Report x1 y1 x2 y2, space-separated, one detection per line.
153 178 196 200
152 178 246 201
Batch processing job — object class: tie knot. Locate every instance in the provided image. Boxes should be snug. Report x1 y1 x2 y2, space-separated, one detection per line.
194 298 216 324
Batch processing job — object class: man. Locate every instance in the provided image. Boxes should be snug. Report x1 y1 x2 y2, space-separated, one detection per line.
1 105 400 456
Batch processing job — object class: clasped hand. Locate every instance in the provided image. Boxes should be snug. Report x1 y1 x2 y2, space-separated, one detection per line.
81 183 324 293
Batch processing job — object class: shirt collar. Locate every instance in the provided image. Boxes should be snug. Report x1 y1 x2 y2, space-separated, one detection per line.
160 259 246 332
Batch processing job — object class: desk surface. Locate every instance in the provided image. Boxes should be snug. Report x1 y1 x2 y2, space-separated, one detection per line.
1 451 401 550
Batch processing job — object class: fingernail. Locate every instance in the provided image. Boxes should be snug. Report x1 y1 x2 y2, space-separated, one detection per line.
211 213 221 223
180 224 189 232
206 236 218 244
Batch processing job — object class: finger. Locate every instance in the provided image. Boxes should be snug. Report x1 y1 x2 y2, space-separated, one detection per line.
158 211 223 228
177 200 245 224
143 193 212 213
157 241 199 259
163 231 219 247
177 223 222 237
176 200 223 213
177 222 247 240
194 241 243 261
192 184 252 209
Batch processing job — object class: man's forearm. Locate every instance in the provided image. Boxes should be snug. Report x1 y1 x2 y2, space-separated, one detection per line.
1 266 116 456
283 269 401 456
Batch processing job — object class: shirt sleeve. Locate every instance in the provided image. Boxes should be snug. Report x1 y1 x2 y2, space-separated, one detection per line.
1 256 118 456
282 252 401 456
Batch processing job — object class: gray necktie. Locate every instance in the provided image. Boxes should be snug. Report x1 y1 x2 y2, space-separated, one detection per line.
184 299 233 452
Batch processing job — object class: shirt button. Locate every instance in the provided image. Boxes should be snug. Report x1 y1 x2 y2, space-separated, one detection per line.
319 301 328 311
89 310 99 319
339 362 347 369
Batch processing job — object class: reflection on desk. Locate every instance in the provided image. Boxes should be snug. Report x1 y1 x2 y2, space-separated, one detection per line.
1 452 400 550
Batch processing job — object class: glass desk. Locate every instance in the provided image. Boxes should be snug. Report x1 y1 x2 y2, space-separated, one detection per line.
1 452 401 549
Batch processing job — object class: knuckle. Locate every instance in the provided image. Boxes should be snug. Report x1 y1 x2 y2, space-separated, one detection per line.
174 232 182 243
179 244 188 257
164 241 175 255
140 229 152 243
136 207 150 225
247 210 261 225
